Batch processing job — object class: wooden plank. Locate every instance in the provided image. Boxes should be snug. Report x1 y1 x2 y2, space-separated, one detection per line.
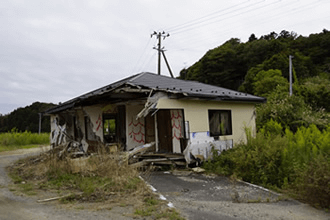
137 157 184 162
138 153 184 158
153 161 186 166
129 160 149 168
142 158 169 162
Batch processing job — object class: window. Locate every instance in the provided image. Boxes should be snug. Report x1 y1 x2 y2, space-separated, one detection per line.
103 114 117 143
208 110 232 136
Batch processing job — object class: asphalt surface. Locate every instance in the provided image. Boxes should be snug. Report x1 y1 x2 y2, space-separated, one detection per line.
147 170 330 220
1 148 329 220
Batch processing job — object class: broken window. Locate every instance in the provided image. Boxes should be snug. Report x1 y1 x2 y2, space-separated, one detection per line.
208 110 232 136
103 114 117 143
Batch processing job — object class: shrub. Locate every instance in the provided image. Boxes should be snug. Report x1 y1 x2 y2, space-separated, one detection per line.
292 154 330 209
256 92 330 132
204 124 330 209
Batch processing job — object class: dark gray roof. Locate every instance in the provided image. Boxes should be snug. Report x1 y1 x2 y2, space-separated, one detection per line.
44 72 266 114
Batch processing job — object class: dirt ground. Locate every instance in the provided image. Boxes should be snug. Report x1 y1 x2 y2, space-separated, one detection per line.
1 147 330 220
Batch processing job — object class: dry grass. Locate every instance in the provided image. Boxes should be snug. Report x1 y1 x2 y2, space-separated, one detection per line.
7 147 185 219
9 151 149 201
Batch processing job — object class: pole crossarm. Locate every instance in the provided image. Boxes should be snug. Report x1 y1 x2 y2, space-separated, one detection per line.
151 31 173 77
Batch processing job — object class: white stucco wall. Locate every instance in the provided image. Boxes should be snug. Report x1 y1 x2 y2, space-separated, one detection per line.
83 105 103 141
126 104 145 150
156 98 256 145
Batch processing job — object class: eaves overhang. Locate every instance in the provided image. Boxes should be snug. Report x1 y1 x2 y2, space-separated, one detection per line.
43 82 151 115
164 90 266 104
43 72 267 115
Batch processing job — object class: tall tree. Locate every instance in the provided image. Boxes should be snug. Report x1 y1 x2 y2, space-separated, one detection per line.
0 102 56 133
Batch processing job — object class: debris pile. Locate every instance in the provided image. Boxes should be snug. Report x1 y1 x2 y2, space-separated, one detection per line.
47 141 188 169
50 141 87 159
127 142 186 167
130 153 186 167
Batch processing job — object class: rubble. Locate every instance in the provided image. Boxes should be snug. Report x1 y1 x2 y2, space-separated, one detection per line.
47 140 188 171
50 141 87 159
126 142 187 167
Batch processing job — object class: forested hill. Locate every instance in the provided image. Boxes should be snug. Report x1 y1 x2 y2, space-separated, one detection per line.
0 102 56 133
179 29 330 94
179 29 330 131
180 30 330 208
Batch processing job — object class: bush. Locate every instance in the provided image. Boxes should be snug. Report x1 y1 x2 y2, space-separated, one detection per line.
292 154 330 209
256 91 330 132
204 124 330 209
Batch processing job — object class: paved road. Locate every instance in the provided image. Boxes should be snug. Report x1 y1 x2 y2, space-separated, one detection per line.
148 171 330 220
1 148 329 220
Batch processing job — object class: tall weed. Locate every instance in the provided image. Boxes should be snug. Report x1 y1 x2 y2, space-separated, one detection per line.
292 154 330 208
204 122 330 209
0 129 49 149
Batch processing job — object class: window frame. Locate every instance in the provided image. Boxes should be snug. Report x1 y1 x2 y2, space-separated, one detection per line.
208 109 233 137
103 113 117 144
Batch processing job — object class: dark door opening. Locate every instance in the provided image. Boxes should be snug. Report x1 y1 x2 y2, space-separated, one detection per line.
157 110 172 153
103 114 117 143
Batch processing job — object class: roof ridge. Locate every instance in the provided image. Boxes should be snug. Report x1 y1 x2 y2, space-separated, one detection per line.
128 72 146 82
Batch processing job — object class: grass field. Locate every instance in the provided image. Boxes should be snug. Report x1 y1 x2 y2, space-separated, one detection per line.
0 130 50 152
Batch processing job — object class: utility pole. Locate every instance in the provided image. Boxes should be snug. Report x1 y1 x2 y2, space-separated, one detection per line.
38 113 42 134
151 31 173 77
289 55 294 96
161 50 174 78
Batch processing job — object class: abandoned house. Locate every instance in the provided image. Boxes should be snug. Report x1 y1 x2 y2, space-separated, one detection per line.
44 72 266 163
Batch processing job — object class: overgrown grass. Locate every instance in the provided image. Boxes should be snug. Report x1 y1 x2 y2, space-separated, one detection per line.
0 129 49 152
204 122 330 209
37 152 148 200
8 148 185 219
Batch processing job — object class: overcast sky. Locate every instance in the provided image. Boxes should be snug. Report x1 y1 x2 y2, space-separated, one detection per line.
0 0 329 115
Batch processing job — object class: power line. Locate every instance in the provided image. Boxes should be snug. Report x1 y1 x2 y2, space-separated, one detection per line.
138 50 157 73
166 0 324 50
133 1 329 75
130 37 154 74
171 0 282 35
165 0 251 32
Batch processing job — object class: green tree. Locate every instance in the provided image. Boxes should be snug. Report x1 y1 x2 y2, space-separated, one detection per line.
299 75 330 111
181 29 330 93
0 102 56 133
256 89 330 131
248 33 257 42
253 69 288 97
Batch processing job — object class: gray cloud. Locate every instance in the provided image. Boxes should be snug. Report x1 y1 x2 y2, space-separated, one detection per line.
0 0 329 114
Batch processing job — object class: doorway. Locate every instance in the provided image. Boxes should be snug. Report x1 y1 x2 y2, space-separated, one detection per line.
157 110 172 153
